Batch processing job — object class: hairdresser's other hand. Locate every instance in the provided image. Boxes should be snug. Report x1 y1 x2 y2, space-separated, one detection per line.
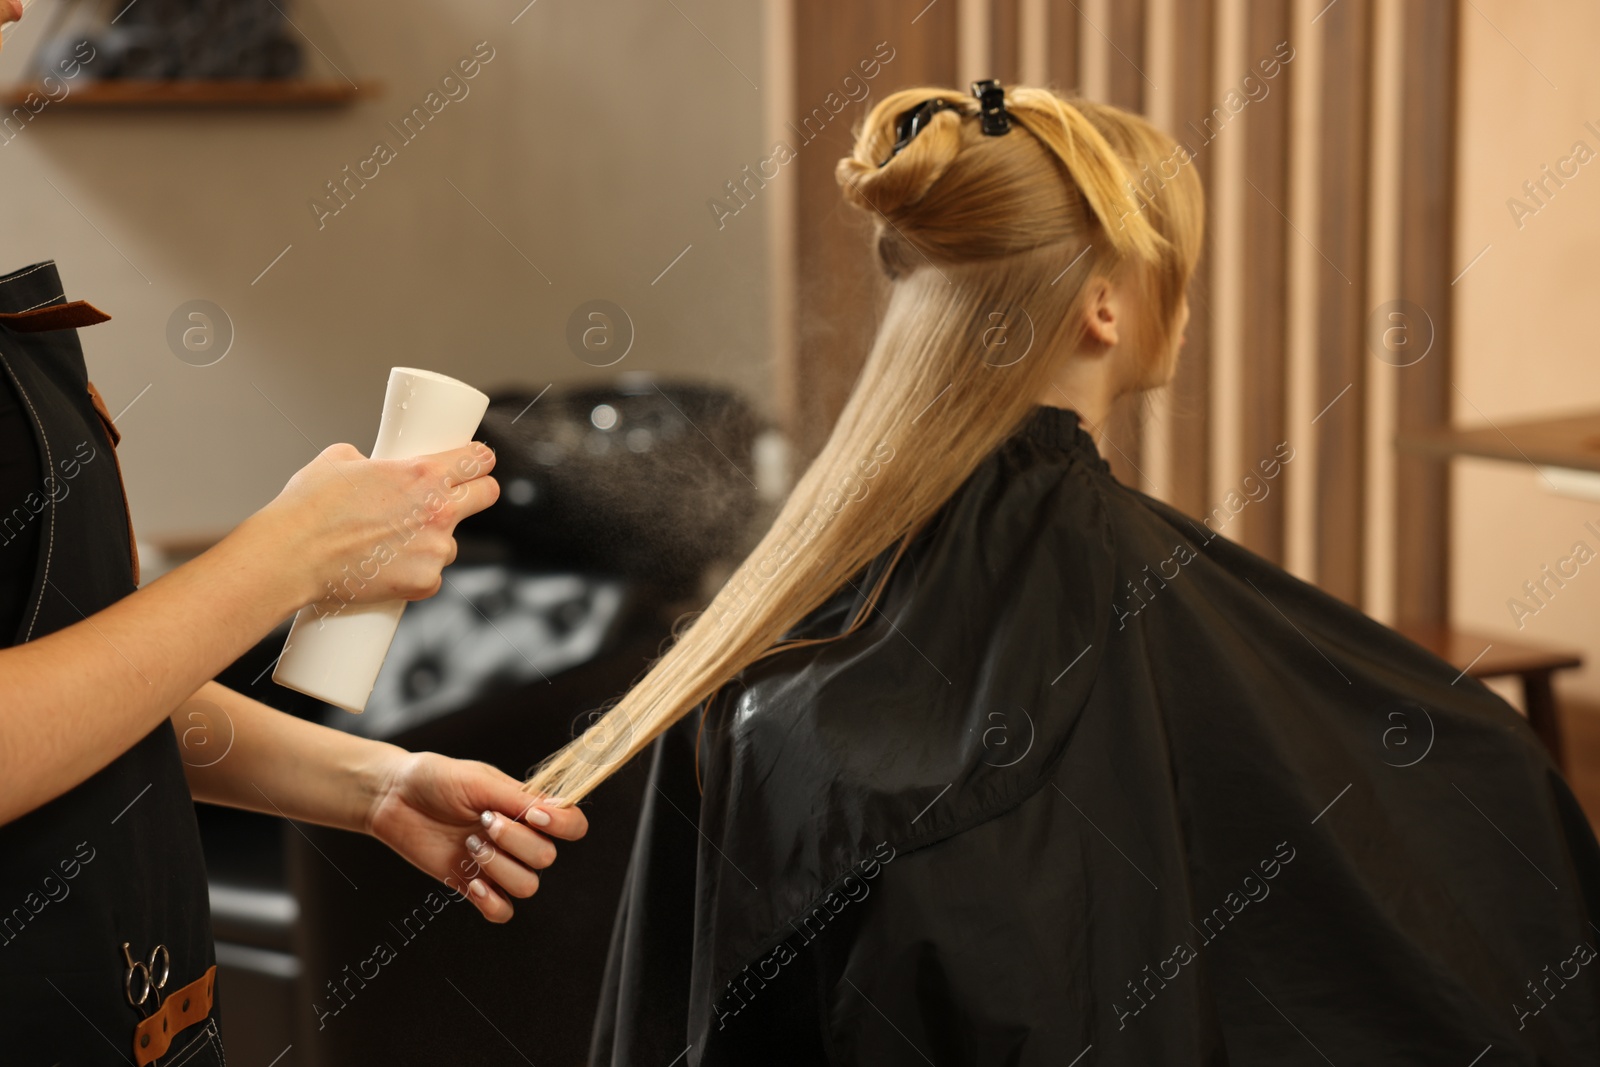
364 749 588 923
243 442 499 609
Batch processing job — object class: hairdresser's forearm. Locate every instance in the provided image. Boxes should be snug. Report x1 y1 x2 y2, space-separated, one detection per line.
0 515 312 826
179 681 401 834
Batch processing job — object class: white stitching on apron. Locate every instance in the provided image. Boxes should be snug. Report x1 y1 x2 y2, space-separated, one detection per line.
166 1017 226 1066
16 292 67 313
0 261 55 287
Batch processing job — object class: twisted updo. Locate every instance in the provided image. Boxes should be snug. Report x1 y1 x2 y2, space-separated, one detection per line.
835 86 1175 280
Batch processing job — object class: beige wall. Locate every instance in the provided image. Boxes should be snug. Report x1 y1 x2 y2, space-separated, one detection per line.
0 0 771 542
1455 0 1600 703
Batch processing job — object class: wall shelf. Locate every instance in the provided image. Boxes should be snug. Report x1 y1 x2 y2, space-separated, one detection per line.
0 79 377 109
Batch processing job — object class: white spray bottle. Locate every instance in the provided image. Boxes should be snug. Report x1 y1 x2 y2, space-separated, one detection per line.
273 367 491 713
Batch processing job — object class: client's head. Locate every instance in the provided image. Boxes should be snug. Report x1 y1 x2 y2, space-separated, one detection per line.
524 86 1206 805
832 85 1203 423
1071 96 1205 391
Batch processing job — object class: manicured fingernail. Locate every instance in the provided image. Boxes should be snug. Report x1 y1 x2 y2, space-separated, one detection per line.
468 878 487 899
525 806 551 827
480 810 495 828
466 833 486 854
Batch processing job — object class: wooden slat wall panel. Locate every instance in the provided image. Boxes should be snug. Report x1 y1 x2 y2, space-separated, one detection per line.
1100 0 1150 487
1313 0 1374 602
789 2 961 461
1394 0 1457 626
1163 0 1217 517
1362 0 1403 620
990 0 1021 83
1048 0 1079 90
1107 0 1149 112
1237 0 1293 561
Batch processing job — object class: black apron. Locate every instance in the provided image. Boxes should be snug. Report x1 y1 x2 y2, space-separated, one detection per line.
0 261 224 1064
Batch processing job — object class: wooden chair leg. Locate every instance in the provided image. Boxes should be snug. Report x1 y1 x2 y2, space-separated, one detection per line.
1523 669 1566 774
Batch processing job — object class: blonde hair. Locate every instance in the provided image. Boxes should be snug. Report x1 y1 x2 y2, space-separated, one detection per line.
523 86 1205 804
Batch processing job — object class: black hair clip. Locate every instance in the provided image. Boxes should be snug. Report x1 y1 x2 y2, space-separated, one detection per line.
971 78 1011 136
879 97 960 167
877 79 1012 168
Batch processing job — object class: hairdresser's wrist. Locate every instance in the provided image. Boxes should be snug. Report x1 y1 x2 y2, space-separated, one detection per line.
255 726 409 838
210 509 326 619
351 739 411 837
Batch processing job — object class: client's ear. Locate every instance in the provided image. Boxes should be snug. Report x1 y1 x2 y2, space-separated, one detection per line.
1081 276 1120 349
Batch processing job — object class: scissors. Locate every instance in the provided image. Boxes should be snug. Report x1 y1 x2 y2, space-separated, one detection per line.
120 941 170 1016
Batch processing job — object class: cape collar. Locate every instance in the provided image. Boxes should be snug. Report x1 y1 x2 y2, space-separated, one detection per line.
1018 404 1110 473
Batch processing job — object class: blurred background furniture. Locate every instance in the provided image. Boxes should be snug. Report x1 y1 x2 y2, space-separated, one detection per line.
3 0 371 106
1395 408 1600 775
1400 407 1600 497
1399 408 1600 472
1396 623 1584 772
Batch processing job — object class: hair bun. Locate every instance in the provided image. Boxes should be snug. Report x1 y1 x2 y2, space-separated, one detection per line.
835 98 964 219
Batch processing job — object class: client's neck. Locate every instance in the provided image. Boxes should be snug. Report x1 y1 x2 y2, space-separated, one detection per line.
1038 351 1120 441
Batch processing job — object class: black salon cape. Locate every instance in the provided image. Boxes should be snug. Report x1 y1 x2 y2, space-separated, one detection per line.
590 405 1600 1066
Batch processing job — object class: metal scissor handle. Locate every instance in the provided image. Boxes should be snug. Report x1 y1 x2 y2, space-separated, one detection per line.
120 941 170 1014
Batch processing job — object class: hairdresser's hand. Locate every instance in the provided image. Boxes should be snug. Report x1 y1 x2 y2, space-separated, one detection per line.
364 749 588 923
241 442 500 609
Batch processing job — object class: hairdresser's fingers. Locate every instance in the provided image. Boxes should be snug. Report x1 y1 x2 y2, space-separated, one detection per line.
522 798 587 842
471 773 589 843
466 832 541 899
443 473 500 524
479 810 557 871
422 442 497 489
460 876 514 923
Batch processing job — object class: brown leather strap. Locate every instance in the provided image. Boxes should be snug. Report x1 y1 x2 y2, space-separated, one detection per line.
0 300 111 332
132 964 216 1065
84 380 120 448
84 380 141 587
